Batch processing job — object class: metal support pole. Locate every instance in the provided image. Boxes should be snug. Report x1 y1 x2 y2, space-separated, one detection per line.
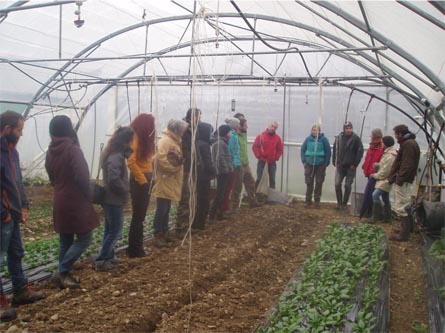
280 81 287 192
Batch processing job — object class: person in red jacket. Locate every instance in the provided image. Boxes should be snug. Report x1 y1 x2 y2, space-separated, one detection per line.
252 121 284 189
360 128 383 218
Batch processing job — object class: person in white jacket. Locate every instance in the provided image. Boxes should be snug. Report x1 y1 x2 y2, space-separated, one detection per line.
369 136 397 223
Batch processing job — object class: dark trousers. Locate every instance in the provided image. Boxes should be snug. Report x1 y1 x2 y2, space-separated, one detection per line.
193 179 211 229
334 166 356 206
210 173 230 218
304 164 327 203
128 175 151 256
176 171 190 230
256 160 277 189
153 198 171 235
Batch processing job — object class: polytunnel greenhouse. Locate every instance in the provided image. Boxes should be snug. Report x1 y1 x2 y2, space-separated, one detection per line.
0 0 444 332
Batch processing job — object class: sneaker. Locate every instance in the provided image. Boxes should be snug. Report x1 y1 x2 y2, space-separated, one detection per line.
59 272 80 289
0 294 17 322
11 284 45 306
95 260 118 272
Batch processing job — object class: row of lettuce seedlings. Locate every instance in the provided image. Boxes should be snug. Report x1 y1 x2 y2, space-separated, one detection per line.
258 223 388 333
0 213 159 279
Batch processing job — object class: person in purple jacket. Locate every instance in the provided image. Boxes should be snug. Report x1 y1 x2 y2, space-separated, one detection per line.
45 115 99 289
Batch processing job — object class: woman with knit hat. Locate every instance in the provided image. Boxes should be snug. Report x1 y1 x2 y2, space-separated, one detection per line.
369 136 397 223
45 115 99 289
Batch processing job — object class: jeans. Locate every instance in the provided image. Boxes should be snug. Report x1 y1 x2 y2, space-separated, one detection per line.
128 175 151 256
372 188 390 207
153 198 171 235
58 231 93 273
0 218 26 293
256 160 277 189
96 204 124 261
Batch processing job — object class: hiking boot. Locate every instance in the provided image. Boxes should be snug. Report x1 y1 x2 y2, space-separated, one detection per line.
59 272 80 289
314 202 321 209
95 260 118 272
153 233 168 248
304 201 312 208
11 284 45 306
371 202 383 224
383 205 392 223
51 272 62 289
0 294 17 322
249 200 261 208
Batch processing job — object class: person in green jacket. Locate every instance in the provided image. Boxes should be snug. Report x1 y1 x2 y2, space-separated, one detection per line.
301 124 331 208
231 116 260 211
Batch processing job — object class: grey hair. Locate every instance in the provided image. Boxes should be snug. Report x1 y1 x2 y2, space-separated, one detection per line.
371 128 383 138
167 119 188 135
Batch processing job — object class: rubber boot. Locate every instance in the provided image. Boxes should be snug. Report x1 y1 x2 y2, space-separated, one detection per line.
389 216 410 241
369 202 383 224
383 205 392 223
0 293 17 322
335 188 343 210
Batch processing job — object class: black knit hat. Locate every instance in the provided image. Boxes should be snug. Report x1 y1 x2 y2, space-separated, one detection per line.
382 136 395 147
49 115 76 139
218 124 231 137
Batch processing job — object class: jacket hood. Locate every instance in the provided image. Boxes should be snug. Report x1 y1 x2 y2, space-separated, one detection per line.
384 145 398 156
402 132 416 141
48 137 77 155
162 128 182 143
197 122 213 143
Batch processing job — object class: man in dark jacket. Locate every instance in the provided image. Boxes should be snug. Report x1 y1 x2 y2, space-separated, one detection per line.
176 108 201 234
332 121 364 210
1 111 45 322
388 124 420 241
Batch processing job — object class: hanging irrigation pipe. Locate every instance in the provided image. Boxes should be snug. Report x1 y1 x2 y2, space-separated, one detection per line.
344 88 355 124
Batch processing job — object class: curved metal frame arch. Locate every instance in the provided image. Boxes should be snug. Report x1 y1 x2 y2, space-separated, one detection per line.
25 12 431 119
313 1 444 94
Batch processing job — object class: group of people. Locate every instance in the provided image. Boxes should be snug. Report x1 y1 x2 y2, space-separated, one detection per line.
301 121 420 242
0 108 420 322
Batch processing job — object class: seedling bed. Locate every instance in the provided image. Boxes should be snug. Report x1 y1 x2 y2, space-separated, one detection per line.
257 223 389 333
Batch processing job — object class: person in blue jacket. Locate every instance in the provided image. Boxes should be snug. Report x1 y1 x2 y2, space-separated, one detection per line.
300 123 331 208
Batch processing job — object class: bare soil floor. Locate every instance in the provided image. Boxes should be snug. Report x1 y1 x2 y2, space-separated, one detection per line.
0 186 429 333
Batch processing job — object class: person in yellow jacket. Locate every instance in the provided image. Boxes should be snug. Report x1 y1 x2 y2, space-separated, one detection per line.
151 119 188 247
127 113 156 258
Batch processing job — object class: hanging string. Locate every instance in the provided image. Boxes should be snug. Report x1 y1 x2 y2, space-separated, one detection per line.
137 81 141 115
126 81 132 122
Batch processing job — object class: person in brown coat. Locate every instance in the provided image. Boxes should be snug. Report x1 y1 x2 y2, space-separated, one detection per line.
388 124 420 241
45 115 100 288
